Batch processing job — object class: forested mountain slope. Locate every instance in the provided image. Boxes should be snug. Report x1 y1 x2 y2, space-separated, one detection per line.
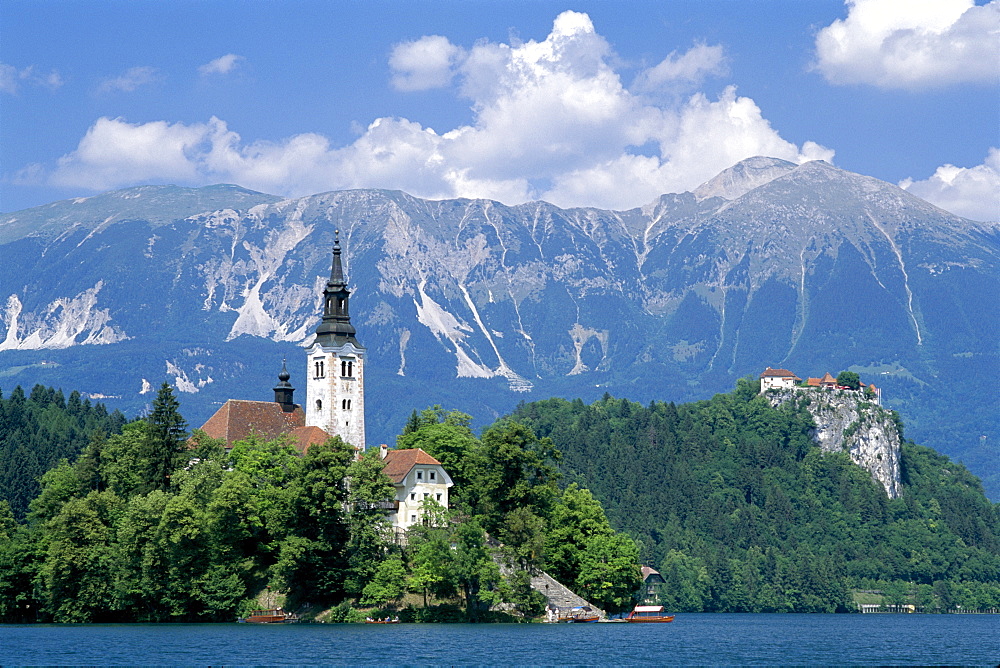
0 385 126 518
513 380 1000 612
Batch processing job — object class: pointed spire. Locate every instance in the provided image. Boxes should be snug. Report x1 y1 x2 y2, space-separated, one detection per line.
329 229 345 286
314 229 361 347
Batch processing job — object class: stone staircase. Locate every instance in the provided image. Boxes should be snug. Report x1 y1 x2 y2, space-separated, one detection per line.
530 570 606 619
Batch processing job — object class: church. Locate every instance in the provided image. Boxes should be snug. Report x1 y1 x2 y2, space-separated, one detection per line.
199 231 452 529
200 231 367 453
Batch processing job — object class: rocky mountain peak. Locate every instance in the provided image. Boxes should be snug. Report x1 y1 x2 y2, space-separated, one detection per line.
693 156 797 201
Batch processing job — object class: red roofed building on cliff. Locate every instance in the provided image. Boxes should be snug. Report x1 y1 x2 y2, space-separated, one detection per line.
759 367 801 391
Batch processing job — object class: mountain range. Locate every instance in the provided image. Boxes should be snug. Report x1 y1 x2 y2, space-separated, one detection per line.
1 157 997 497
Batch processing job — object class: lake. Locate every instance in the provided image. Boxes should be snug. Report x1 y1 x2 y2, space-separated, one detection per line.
1 614 998 665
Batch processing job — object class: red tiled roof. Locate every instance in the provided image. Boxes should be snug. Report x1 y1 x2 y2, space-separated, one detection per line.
760 367 800 380
288 426 333 454
382 448 443 484
640 566 661 579
820 372 837 384
806 377 821 387
200 400 306 447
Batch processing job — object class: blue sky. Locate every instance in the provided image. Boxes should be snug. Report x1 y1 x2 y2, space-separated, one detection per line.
2 0 998 220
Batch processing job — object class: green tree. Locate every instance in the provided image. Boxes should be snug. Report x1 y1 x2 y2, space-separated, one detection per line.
360 556 407 606
277 437 352 601
467 420 560 539
544 484 615 585
345 447 395 598
455 520 505 621
397 407 479 493
141 383 189 493
37 490 122 622
575 532 642 614
836 371 861 390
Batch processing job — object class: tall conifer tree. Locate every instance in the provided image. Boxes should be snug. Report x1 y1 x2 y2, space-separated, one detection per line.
143 382 188 492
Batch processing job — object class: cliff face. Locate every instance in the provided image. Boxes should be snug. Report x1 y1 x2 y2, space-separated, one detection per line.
768 389 902 498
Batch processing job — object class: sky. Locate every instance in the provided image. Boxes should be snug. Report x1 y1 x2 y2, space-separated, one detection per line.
2 0 998 220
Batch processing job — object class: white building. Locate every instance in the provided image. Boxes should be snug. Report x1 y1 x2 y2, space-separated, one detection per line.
760 367 801 391
379 444 454 531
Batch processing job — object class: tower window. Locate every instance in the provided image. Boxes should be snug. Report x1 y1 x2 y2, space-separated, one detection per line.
416 470 423 481
429 471 436 481
348 361 354 377
315 399 322 410
341 360 347 376
315 361 325 379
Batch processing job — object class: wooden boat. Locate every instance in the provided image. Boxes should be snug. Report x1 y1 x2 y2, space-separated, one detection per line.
625 605 675 623
558 606 601 623
240 608 298 623
569 614 600 623
365 617 400 624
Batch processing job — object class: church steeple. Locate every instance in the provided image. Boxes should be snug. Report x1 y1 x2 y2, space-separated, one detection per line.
314 230 359 347
305 228 366 451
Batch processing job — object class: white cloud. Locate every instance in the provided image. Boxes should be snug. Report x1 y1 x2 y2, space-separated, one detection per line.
49 117 208 190
199 54 243 76
389 36 463 91
42 11 832 210
900 149 1000 222
633 43 727 92
815 0 1000 88
1 62 64 94
0 64 16 94
97 66 159 93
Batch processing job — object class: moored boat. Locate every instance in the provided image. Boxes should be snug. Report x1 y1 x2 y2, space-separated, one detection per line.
240 608 298 623
625 605 674 623
365 616 400 624
557 606 601 623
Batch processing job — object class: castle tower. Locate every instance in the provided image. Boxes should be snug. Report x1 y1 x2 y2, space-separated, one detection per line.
305 231 366 450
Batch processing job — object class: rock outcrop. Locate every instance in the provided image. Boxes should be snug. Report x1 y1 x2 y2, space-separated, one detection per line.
767 388 902 498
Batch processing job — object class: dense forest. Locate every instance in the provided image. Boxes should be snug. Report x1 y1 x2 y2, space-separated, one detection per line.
0 385 126 519
0 387 638 623
513 379 1000 612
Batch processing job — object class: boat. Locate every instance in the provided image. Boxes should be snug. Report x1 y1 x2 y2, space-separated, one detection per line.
625 605 675 623
365 617 400 624
240 608 298 623
557 606 601 623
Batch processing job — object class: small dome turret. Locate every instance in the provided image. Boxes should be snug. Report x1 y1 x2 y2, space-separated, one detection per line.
273 359 296 412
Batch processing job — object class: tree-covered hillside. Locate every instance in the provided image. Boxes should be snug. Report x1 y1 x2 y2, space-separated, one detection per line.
513 380 1000 612
0 385 126 519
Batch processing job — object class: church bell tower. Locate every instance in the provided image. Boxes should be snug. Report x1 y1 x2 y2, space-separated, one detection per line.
305 230 366 450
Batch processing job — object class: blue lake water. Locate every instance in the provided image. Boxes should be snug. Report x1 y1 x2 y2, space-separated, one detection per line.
1 614 998 665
